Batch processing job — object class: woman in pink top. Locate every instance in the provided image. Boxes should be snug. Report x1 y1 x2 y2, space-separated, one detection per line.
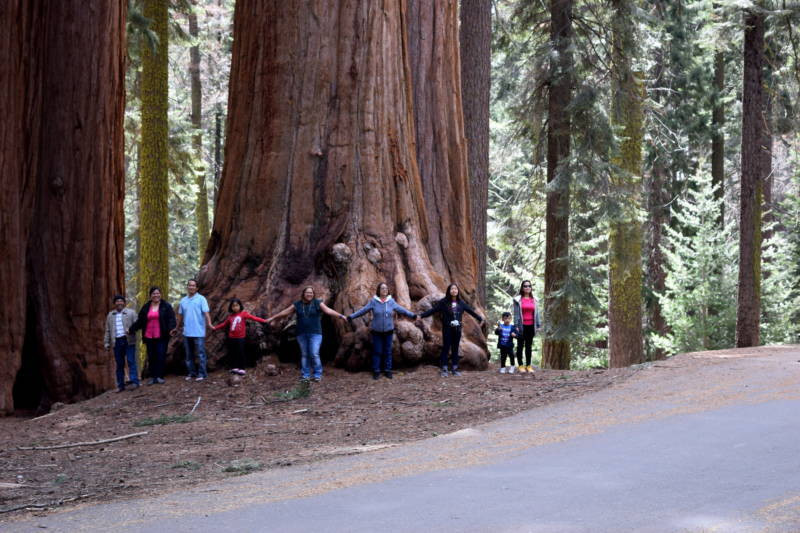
129 286 177 385
512 280 541 373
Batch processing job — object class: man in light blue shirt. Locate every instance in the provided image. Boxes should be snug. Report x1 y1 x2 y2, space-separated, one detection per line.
174 279 212 381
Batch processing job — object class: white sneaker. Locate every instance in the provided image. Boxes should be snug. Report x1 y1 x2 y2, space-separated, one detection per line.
499 367 508 374
508 366 516 374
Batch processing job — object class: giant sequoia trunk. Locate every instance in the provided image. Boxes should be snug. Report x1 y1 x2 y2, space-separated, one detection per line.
608 0 644 367
199 0 487 371
736 8 764 348
459 0 491 307
541 0 573 370
0 1 126 413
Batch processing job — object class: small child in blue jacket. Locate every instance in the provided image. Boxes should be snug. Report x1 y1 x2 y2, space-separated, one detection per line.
495 312 519 374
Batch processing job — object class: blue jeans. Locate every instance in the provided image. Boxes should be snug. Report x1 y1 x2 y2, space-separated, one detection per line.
184 336 207 378
113 337 139 387
371 331 393 374
297 333 323 379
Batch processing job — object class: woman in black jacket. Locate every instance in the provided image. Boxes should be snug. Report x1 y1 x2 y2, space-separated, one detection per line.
129 286 177 384
420 283 483 377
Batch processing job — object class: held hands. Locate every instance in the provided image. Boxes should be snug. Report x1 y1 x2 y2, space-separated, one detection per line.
170 328 178 337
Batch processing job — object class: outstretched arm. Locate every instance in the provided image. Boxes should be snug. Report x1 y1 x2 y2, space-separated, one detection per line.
243 311 269 324
348 301 374 320
320 302 347 321
394 303 416 319
266 305 295 323
462 302 484 324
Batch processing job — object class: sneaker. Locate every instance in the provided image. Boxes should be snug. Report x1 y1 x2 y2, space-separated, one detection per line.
300 377 310 383
156 378 166 384
508 366 516 374
451 369 462 377
116 387 125 393
373 372 380 380
195 377 205 382
440 368 449 377
148 378 158 385
526 365 535 373
235 369 246 376
185 375 195 381
130 383 140 390
311 377 321 383
384 371 393 379
230 368 239 374
499 367 508 374
518 366 527 373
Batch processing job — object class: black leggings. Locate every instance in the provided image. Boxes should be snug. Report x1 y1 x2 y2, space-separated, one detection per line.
440 326 462 370
228 338 246 368
144 338 167 379
515 324 535 366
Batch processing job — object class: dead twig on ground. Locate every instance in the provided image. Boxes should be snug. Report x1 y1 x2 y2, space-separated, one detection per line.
17 431 148 451
189 396 202 415
0 493 93 514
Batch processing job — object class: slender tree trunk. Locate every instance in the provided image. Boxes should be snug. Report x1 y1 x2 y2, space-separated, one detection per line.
541 0 572 370
199 0 487 371
139 0 170 301
0 1 127 413
761 47 773 238
736 7 764 348
459 0 491 307
711 49 725 225
189 1 210 261
212 104 223 210
609 0 644 367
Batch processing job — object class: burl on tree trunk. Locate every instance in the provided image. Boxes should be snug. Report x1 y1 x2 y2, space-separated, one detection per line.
199 0 487 371
0 1 127 413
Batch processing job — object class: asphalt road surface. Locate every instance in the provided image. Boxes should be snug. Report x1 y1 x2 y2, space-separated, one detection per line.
4 346 800 532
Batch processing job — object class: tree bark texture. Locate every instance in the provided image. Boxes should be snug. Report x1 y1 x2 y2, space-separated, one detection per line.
139 0 170 301
609 0 644 367
199 0 487 371
0 1 126 413
459 0 491 307
711 49 725 225
189 2 211 261
541 0 572 370
736 8 764 348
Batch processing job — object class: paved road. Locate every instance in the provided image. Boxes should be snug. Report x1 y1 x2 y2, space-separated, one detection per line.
4 347 800 532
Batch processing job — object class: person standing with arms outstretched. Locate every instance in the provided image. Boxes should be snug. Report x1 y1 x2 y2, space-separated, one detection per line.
173 279 213 382
129 287 176 385
266 286 347 382
419 283 484 377
512 280 540 373
348 282 417 380
212 298 269 375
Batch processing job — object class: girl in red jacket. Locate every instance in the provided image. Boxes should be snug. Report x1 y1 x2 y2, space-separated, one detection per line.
212 298 269 375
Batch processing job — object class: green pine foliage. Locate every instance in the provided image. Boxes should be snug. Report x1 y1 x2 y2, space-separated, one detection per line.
656 168 737 354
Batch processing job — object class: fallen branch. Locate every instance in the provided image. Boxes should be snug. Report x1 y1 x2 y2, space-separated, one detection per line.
0 493 93 514
17 431 148 451
28 412 55 422
291 408 309 414
189 396 202 415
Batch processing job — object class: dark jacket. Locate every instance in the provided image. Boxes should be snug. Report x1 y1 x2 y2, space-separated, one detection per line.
130 300 177 341
420 298 483 328
494 323 519 349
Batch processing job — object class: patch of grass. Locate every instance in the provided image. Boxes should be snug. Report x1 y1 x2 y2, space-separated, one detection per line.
274 380 310 401
171 460 201 471
433 400 453 408
222 458 263 475
53 474 68 485
133 414 196 427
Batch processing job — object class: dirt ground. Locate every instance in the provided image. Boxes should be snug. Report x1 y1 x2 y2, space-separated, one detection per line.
0 361 636 517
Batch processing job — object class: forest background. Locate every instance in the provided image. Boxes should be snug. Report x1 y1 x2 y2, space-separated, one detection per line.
3 0 800 414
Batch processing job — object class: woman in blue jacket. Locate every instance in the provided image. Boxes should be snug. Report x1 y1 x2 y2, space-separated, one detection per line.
349 282 417 380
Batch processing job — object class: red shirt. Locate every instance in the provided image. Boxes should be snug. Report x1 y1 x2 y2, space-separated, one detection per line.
213 311 267 338
520 297 536 326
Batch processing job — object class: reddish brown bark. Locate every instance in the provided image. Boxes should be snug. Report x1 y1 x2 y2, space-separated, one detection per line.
541 0 572 370
200 0 487 371
736 8 764 348
0 1 127 413
459 0 491 307
711 49 725 225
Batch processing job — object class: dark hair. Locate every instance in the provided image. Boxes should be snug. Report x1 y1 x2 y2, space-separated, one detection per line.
186 278 198 286
502 311 511 318
149 286 161 296
519 280 533 296
228 298 244 313
375 282 389 296
301 286 315 299
113 294 125 303
445 283 461 301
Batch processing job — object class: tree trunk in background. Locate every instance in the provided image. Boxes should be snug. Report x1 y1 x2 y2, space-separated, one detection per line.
711 49 725 225
190 1 210 262
212 103 223 209
609 0 644 367
459 0 491 307
139 0 170 301
407 0 483 311
761 47 773 239
541 0 572 370
199 0 487 371
736 8 764 348
0 1 126 413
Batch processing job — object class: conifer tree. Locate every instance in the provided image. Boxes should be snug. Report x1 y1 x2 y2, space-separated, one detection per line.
189 0 210 261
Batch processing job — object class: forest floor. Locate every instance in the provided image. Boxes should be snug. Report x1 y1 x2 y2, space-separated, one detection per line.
0 360 636 517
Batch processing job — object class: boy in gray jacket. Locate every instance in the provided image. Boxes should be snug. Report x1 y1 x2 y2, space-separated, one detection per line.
104 295 139 392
